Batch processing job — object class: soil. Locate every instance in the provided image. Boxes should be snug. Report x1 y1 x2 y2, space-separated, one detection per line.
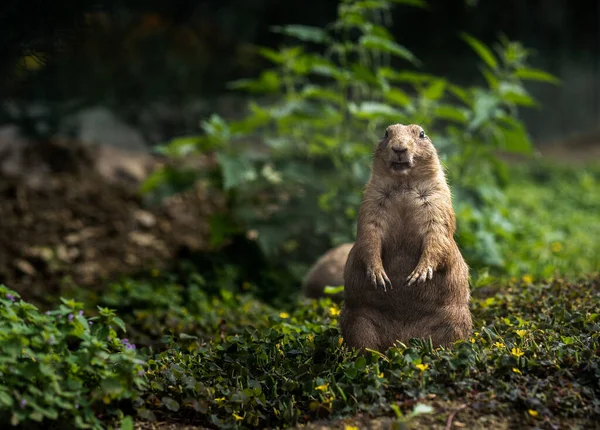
0 136 225 305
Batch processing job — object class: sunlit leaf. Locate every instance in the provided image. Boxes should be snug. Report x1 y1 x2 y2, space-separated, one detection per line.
514 67 560 85
271 25 329 44
359 35 420 65
422 79 446 101
258 48 285 64
228 70 281 94
481 67 499 90
499 82 538 107
348 102 403 119
384 88 411 107
433 105 468 123
461 33 498 70
388 0 428 7
379 68 435 83
301 85 345 105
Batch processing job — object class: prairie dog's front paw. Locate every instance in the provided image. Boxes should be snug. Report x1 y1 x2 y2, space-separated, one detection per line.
407 263 433 286
367 265 392 292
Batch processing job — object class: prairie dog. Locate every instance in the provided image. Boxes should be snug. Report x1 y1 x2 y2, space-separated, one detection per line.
302 243 353 301
340 124 472 351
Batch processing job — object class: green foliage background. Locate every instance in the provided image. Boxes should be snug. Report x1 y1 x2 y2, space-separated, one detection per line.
144 0 560 286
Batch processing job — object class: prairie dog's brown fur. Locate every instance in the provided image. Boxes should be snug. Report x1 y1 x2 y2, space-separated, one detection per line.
302 243 354 301
340 124 472 352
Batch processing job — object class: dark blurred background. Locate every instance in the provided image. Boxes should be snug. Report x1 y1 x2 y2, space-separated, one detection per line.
1 0 598 146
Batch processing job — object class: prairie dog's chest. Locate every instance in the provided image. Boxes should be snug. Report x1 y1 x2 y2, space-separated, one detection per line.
384 185 431 225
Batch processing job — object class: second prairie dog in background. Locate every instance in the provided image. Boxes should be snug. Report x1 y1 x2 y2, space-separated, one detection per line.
302 243 353 301
340 124 472 352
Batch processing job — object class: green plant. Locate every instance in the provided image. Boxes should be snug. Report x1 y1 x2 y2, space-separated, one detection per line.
500 160 600 279
0 286 145 429
137 276 599 428
143 0 557 284
73 272 278 349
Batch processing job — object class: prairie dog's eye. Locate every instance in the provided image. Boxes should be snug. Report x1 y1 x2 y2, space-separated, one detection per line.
419 130 425 139
384 129 389 138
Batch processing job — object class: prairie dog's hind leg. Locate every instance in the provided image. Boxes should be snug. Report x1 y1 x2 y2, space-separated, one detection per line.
340 310 382 352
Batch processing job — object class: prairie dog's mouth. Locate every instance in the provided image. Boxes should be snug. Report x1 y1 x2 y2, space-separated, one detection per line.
391 161 412 172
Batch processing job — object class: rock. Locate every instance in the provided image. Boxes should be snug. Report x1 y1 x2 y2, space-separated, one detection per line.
134 210 157 228
14 259 36 276
65 106 148 152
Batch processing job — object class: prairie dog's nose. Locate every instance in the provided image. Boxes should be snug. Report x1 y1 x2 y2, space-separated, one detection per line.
391 144 408 154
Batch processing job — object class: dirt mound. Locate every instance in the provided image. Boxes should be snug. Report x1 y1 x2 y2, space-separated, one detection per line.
0 137 224 304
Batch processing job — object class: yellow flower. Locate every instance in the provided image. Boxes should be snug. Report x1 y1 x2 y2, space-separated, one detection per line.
214 397 226 403
470 337 476 343
511 347 525 358
415 363 429 372
551 242 562 253
307 334 314 342
345 426 359 430
522 274 533 284
515 330 527 337
338 337 344 346
528 409 539 417
233 413 244 421
329 306 341 317
377 372 384 378
493 342 505 349
103 396 111 404
512 367 522 374
279 312 289 319
315 383 329 392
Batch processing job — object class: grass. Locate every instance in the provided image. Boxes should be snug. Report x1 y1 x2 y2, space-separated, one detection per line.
500 159 600 279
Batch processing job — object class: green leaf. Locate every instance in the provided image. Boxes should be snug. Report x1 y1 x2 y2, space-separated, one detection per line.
113 317 127 333
139 166 199 197
257 48 285 64
388 0 428 7
493 120 533 155
137 408 157 421
513 67 560 85
349 102 404 119
481 67 499 90
499 82 537 107
301 85 344 105
0 391 13 407
161 397 180 412
379 68 435 83
422 79 446 101
461 33 498 70
384 88 411 107
433 105 468 123
359 35 420 65
228 70 281 94
121 416 134 430
324 285 345 295
271 25 329 44
355 356 367 371
215 152 257 191
102 377 124 395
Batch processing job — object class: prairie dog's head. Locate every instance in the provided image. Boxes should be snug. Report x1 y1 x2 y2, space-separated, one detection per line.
374 123 438 178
